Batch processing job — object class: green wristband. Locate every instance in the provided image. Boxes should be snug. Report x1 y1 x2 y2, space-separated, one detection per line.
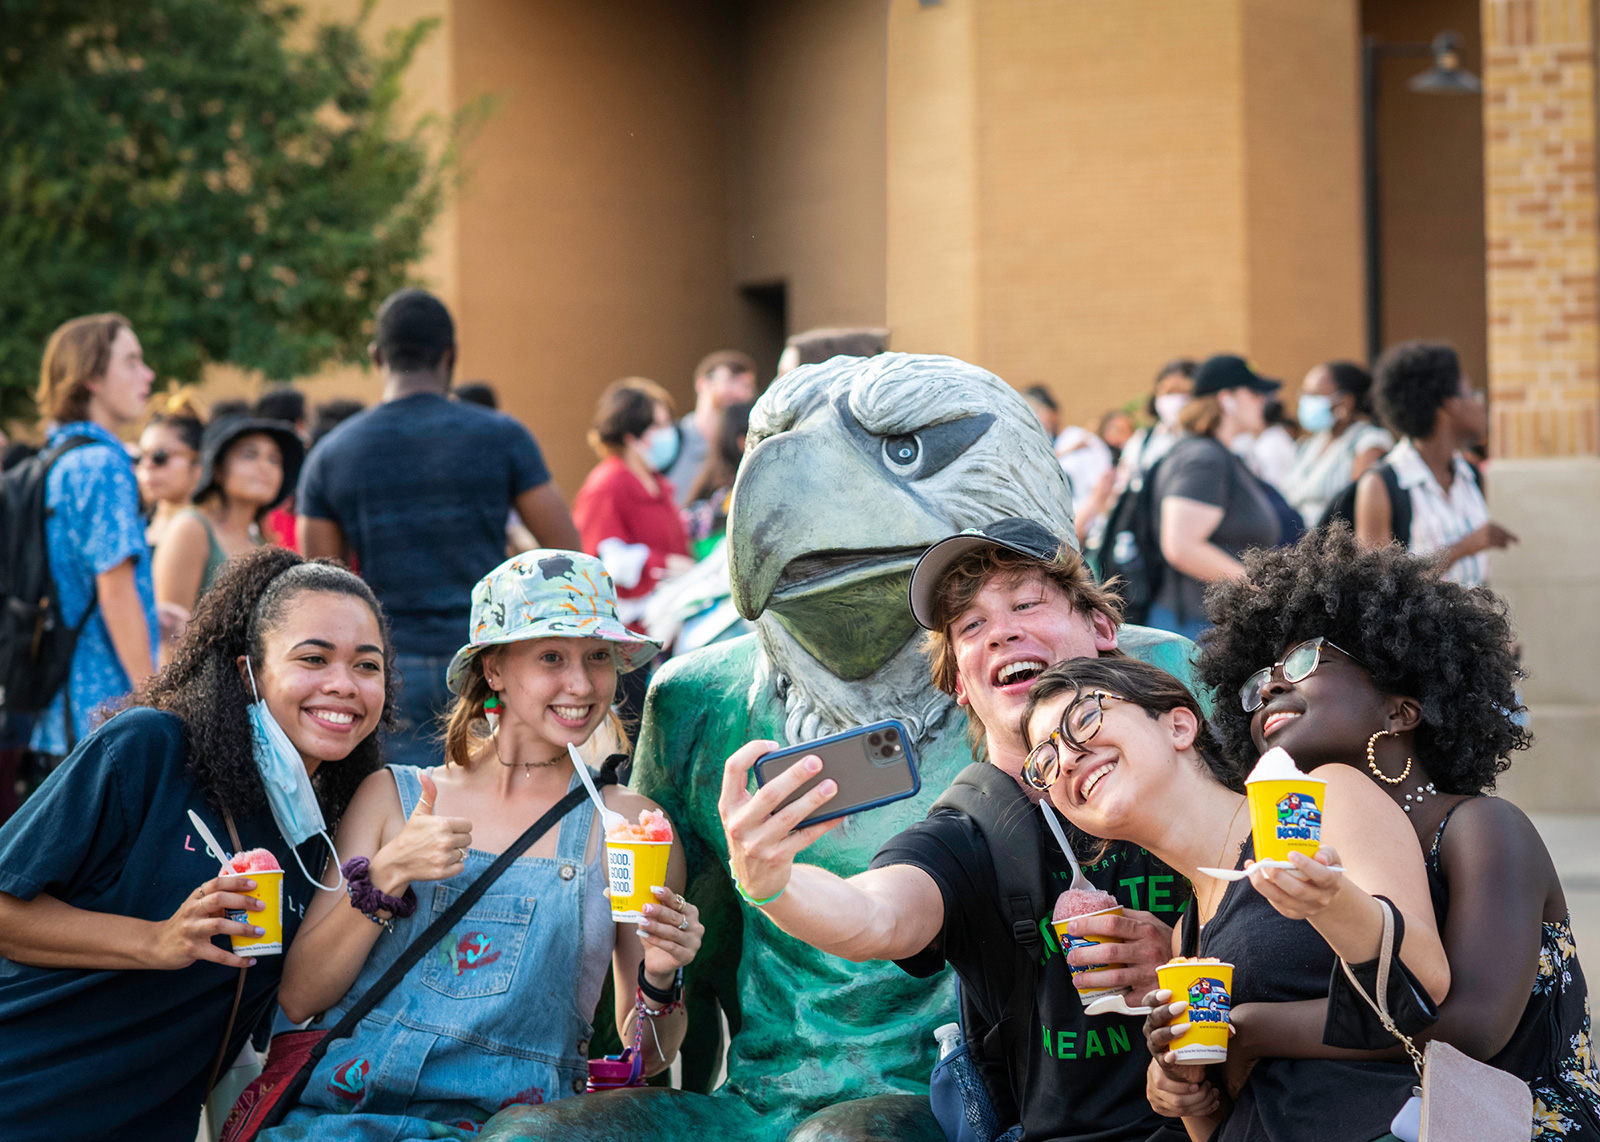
729 860 785 907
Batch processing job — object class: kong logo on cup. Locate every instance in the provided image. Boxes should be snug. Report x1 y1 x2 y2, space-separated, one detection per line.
1186 977 1232 1023
1274 792 1322 841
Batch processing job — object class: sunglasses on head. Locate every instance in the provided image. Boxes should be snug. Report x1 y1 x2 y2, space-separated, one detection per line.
1239 636 1370 713
1022 689 1128 792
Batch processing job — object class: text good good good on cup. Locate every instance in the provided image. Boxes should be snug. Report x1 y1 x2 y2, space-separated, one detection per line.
606 839 671 923
1155 961 1234 1064
227 870 284 956
1052 905 1125 1004
1246 778 1326 864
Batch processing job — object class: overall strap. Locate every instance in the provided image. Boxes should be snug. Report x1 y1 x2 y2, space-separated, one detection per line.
388 763 425 817
554 770 597 862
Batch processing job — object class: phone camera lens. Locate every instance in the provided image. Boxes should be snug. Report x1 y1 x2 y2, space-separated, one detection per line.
879 745 896 759
883 728 900 743
868 732 883 747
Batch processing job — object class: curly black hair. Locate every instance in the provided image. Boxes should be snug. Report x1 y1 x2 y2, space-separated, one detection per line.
128 546 396 823
1373 340 1461 439
1197 525 1529 795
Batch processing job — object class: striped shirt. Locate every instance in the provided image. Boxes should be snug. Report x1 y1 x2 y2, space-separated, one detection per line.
1386 438 1490 585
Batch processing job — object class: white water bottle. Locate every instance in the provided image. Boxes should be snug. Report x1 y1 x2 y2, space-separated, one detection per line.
934 1022 962 1060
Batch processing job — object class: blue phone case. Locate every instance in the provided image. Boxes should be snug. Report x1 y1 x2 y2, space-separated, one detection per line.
753 719 922 828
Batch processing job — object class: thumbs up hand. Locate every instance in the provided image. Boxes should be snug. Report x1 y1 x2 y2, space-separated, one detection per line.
369 769 474 895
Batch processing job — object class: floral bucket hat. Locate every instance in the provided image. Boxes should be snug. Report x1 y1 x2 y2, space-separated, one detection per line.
446 550 662 694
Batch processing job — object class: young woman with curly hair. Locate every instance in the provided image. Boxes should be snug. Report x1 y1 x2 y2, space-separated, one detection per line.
1196 526 1598 1136
0 546 394 1141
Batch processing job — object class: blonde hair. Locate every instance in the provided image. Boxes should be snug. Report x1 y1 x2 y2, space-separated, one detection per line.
441 649 631 769
37 313 131 424
1179 394 1224 437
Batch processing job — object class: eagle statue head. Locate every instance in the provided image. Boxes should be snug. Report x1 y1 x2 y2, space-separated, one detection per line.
728 352 1077 745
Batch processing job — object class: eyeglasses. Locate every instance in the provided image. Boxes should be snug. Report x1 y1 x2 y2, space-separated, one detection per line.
136 449 191 468
1239 637 1369 713
1023 690 1127 791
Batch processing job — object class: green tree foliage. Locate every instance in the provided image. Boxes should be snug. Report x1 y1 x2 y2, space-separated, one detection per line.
0 0 461 420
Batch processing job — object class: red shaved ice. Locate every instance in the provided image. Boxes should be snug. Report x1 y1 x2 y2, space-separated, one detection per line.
227 848 281 874
1052 887 1118 923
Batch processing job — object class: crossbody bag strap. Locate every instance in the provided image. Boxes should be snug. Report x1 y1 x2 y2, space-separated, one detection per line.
1337 897 1426 1078
305 776 605 1066
204 807 250 1098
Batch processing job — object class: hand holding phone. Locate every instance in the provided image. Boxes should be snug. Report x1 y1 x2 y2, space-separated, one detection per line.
752 721 922 830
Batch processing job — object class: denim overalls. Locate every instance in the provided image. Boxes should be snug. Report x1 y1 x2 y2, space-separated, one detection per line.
263 765 606 1141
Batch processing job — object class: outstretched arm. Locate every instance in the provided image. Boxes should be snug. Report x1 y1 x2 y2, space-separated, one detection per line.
719 741 945 963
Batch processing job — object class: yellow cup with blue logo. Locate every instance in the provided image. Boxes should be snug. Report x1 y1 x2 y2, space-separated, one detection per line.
1245 748 1326 864
1052 904 1125 1003
606 840 671 923
227 870 284 956
1156 958 1234 1063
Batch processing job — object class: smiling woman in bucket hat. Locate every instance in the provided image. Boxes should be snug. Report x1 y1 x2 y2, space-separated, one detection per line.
267 549 704 1136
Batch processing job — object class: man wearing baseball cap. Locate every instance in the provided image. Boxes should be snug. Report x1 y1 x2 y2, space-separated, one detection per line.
719 520 1200 1142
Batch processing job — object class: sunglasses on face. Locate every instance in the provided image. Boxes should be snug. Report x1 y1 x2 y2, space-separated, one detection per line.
1239 636 1369 713
1023 690 1128 792
136 449 191 468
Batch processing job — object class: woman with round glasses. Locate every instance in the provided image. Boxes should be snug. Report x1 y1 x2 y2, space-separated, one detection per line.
1198 525 1598 1135
1019 654 1448 1142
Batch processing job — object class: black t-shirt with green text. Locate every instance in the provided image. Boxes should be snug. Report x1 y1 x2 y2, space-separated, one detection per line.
872 807 1188 1142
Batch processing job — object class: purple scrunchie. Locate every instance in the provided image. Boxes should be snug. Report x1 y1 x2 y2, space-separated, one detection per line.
342 856 418 919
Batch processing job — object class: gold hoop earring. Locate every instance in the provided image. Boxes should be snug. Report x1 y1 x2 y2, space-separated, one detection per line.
1366 729 1412 785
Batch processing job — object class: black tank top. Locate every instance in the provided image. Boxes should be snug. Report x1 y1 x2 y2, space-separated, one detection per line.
1181 838 1415 1142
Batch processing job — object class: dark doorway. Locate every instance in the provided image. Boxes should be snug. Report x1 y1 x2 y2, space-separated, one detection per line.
1361 0 1487 382
739 280 788 386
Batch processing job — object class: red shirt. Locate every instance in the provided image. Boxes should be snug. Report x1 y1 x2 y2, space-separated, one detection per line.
572 456 690 600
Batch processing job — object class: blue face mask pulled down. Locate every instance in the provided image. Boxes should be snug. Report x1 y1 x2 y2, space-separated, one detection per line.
643 426 680 473
1297 393 1336 433
246 661 345 893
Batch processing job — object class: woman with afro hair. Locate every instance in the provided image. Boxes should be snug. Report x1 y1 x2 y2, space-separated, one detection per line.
0 546 395 1141
1197 525 1598 1136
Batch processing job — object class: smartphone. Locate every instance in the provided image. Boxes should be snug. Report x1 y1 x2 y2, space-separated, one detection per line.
752 720 922 829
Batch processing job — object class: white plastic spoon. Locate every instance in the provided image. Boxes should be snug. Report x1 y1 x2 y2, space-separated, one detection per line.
1084 992 1154 1018
1040 802 1091 893
1197 860 1346 882
188 810 232 868
567 743 626 834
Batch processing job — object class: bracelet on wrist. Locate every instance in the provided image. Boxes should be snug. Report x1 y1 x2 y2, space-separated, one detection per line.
637 988 684 1017
728 859 785 907
343 856 418 933
638 960 683 1006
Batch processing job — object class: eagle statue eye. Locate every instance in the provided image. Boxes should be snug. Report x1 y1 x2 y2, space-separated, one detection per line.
884 434 920 468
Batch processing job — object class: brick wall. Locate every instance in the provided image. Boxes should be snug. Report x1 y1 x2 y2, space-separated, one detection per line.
1482 0 1600 457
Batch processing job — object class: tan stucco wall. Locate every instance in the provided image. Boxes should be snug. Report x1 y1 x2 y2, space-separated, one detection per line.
887 0 1364 428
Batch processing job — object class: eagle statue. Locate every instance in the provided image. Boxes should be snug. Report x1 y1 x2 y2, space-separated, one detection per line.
480 353 1196 1141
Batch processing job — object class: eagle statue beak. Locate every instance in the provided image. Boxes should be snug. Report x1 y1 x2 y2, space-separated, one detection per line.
729 415 950 682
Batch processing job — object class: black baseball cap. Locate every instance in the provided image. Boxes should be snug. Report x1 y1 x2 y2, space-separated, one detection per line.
908 518 1067 631
1192 354 1281 397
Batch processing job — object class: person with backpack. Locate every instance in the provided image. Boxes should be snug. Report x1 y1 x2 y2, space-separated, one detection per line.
1276 361 1392 527
1353 341 1515 586
1148 355 1287 640
10 314 157 770
718 520 1199 1142
0 547 393 1140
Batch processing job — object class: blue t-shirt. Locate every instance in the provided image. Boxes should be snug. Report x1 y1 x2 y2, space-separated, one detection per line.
0 708 319 1142
32 422 157 755
297 394 553 656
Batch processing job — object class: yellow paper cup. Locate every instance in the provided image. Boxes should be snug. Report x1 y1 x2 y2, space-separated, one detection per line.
1156 961 1234 1063
1246 777 1326 864
1053 905 1125 1003
227 869 284 956
606 839 671 923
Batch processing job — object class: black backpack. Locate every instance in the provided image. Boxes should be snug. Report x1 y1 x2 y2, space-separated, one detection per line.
0 436 101 722
1088 456 1169 625
1318 460 1483 545
929 762 1054 1130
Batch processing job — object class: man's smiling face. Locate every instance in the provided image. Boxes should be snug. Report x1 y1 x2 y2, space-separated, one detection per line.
950 568 1117 758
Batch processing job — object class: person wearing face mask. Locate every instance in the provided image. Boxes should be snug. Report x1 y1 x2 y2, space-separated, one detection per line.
1081 361 1196 556
574 378 693 728
153 417 305 659
1277 362 1393 526
1149 355 1284 640
0 546 393 1141
262 551 703 1138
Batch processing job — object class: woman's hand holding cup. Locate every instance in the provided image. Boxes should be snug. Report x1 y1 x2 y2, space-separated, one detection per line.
1246 846 1344 922
1145 1058 1220 1119
153 874 264 970
637 886 704 980
369 770 473 895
